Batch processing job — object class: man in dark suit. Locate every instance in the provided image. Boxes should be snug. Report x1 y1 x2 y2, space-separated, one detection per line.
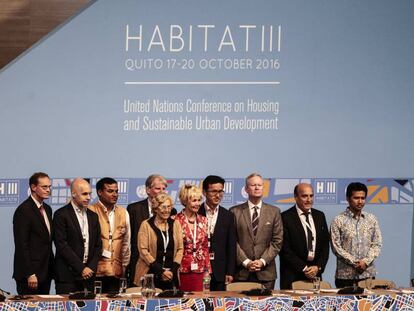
198 175 236 291
53 178 102 294
280 183 330 289
127 174 176 286
230 173 283 289
13 172 54 294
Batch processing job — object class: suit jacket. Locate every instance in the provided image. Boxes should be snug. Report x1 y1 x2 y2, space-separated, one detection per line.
127 198 177 284
53 203 102 283
13 196 54 283
134 217 183 286
199 203 236 281
127 199 150 284
279 206 330 289
230 202 283 282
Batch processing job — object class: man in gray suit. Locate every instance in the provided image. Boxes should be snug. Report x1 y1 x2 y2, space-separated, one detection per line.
230 173 283 289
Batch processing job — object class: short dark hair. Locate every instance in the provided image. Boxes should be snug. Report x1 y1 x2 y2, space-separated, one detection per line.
29 172 49 186
294 185 299 197
96 177 117 192
346 182 368 198
202 175 225 192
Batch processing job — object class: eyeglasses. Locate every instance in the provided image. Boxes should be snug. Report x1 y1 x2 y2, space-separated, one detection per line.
207 190 225 195
158 205 172 210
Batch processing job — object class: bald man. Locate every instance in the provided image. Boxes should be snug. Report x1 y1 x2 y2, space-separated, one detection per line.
53 178 102 294
279 183 330 289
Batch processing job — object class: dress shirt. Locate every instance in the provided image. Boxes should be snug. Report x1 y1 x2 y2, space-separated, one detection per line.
295 205 316 260
331 208 382 280
243 200 266 268
147 198 153 218
248 200 263 218
98 201 131 267
71 201 89 264
31 195 51 235
204 203 219 238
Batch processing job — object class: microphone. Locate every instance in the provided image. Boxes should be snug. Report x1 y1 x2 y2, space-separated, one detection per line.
0 288 10 296
0 288 10 302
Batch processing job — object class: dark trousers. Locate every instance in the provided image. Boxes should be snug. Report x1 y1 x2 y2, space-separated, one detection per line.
210 274 225 291
127 257 138 287
96 276 119 293
335 277 372 288
56 279 94 294
16 279 51 295
246 272 275 290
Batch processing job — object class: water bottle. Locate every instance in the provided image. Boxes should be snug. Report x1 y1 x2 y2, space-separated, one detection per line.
202 269 211 292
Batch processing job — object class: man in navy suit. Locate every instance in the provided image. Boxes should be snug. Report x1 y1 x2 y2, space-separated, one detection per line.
53 178 102 294
279 183 330 289
13 172 54 294
198 175 236 291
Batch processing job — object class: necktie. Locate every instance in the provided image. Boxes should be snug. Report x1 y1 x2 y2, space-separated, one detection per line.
39 204 51 235
303 212 313 251
252 206 259 236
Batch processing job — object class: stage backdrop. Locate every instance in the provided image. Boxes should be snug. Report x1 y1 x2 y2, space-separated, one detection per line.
0 0 413 293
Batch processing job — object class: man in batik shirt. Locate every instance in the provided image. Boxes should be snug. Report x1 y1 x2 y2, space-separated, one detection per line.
330 182 382 288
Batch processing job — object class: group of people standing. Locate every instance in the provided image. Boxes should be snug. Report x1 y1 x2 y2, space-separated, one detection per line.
12 172 382 295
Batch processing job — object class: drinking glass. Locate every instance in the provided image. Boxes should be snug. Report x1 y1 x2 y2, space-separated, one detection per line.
141 274 156 298
119 278 127 294
94 280 102 298
313 277 321 294
366 277 373 290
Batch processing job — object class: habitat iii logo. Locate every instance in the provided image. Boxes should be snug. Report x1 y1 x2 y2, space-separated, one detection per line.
0 179 19 205
314 179 337 204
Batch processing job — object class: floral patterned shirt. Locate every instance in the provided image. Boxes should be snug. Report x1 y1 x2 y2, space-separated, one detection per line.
330 208 382 280
175 212 211 274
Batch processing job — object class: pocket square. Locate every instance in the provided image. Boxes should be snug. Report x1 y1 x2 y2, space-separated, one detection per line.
265 222 271 225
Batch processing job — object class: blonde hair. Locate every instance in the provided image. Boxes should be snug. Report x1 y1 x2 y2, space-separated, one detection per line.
152 192 173 210
145 174 167 188
245 172 263 186
179 184 202 206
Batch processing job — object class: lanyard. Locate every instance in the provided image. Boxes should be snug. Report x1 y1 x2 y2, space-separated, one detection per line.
206 208 217 240
75 207 88 263
159 226 170 266
303 215 316 237
185 215 197 257
207 215 212 241
76 208 87 239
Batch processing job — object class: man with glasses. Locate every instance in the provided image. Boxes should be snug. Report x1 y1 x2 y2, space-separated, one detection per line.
198 175 236 291
127 174 176 286
13 172 54 294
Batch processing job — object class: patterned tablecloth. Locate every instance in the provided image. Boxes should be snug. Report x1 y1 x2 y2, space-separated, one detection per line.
1 292 413 311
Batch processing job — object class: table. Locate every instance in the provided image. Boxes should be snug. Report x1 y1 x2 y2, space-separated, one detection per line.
1 290 413 310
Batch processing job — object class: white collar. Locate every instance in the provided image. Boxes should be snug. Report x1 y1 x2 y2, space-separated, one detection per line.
31 195 42 208
248 200 262 209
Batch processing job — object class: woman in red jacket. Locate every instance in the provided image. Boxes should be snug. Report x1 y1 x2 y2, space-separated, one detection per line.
175 184 211 291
